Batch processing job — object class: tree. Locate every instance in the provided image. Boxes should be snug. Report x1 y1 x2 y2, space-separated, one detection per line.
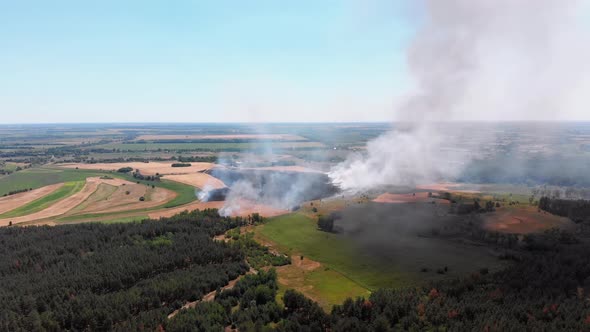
317 215 334 232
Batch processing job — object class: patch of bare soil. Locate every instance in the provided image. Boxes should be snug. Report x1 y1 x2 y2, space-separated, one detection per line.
0 183 64 214
58 162 216 176
164 173 226 189
483 206 574 234
373 192 450 204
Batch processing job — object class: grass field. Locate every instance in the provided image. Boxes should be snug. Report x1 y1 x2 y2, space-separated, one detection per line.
256 213 413 291
257 213 503 294
0 181 84 218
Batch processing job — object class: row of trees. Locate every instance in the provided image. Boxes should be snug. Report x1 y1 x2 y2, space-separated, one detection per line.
539 196 590 223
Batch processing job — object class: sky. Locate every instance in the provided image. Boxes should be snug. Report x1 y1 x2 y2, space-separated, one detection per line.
0 0 415 123
1 1 589 124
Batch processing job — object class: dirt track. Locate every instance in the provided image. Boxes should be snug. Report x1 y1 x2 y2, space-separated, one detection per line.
0 183 64 214
167 267 257 319
58 162 215 176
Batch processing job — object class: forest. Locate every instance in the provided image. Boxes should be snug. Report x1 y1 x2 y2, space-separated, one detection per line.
4 209 590 331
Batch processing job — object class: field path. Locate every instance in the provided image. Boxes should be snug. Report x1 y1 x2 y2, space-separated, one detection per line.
0 183 64 214
0 177 122 226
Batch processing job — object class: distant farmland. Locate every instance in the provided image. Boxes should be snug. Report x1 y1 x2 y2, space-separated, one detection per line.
96 141 325 151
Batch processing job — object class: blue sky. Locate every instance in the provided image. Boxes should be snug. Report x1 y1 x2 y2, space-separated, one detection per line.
0 1 416 123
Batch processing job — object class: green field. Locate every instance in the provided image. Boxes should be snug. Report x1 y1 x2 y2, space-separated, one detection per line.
257 213 503 293
256 213 413 291
0 181 85 218
0 168 105 196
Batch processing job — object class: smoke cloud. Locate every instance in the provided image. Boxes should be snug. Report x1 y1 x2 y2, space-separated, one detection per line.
330 0 590 190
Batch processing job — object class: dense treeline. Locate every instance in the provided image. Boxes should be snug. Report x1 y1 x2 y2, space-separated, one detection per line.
539 196 590 223
175 155 217 163
0 210 251 331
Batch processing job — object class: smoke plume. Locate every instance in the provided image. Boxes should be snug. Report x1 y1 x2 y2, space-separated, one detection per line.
330 0 590 190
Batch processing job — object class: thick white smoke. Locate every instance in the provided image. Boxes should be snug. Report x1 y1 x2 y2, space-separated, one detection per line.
330 0 590 190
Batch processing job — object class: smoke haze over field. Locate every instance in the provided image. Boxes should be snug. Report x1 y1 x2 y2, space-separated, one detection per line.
330 0 590 190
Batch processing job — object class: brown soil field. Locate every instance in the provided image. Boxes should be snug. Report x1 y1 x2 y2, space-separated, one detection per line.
163 173 226 189
373 192 450 204
58 161 215 175
0 183 64 214
483 206 574 234
0 177 115 226
74 183 176 215
134 134 306 141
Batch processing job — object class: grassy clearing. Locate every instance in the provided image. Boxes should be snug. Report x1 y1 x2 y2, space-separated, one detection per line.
0 181 85 218
275 263 371 311
256 213 412 291
257 213 503 293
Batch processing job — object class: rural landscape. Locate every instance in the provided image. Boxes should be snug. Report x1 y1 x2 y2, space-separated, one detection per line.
3 0 590 331
2 123 590 331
